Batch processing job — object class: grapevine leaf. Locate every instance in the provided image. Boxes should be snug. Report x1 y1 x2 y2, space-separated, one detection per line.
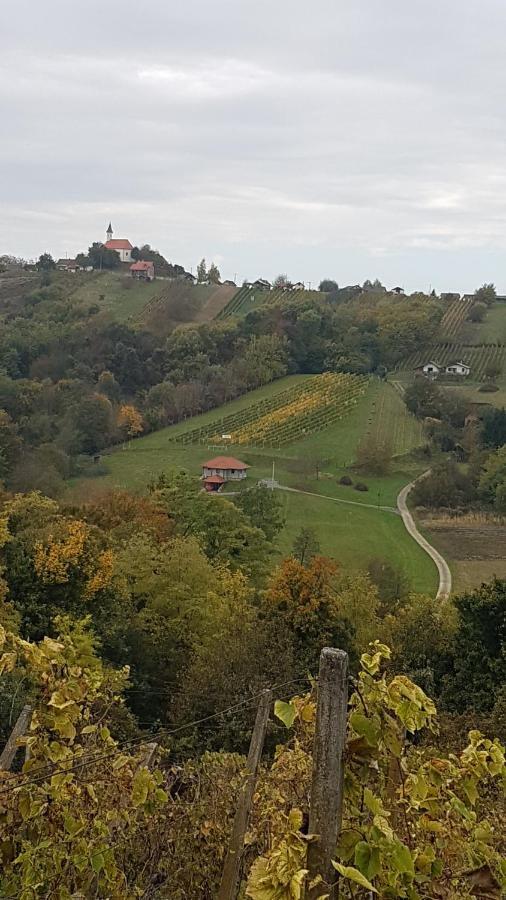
274 700 296 729
332 862 378 893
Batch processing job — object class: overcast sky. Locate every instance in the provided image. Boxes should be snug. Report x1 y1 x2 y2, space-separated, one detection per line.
2 0 506 291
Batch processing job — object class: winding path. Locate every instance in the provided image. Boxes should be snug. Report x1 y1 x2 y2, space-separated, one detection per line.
396 473 452 598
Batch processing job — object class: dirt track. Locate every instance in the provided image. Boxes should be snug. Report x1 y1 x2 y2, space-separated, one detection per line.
397 474 452 598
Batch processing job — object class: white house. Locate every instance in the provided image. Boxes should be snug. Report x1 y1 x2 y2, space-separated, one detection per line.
421 361 441 376
292 281 305 290
446 361 471 376
104 222 133 263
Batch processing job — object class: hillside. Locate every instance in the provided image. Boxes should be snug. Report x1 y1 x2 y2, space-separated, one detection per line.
75 375 437 593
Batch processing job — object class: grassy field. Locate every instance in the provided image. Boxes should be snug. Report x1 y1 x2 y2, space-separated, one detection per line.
69 271 161 321
67 272 235 326
74 375 438 593
475 302 506 343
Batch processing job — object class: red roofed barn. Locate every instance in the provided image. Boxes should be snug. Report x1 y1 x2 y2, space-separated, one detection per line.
202 456 249 491
104 223 133 263
130 260 155 281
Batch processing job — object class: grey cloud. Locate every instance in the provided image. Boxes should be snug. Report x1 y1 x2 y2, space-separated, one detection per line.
2 0 506 290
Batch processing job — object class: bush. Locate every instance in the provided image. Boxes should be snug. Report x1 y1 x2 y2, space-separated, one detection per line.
478 382 499 393
339 475 353 486
354 482 369 492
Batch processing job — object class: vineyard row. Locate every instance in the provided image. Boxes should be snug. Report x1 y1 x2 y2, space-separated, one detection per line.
397 343 506 379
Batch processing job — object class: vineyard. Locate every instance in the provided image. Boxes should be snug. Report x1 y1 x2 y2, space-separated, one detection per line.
398 342 506 379
215 286 322 319
364 383 424 456
439 296 474 339
170 373 369 448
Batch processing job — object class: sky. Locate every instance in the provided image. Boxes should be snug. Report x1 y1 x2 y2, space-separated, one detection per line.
2 0 506 292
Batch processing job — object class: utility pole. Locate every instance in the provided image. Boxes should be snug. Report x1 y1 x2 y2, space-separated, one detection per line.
218 690 272 900
306 649 348 899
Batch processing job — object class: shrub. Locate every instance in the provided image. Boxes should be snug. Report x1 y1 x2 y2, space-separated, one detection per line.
354 482 369 492
479 382 499 393
339 475 353 486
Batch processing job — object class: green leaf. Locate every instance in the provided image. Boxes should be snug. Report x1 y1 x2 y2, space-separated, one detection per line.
274 700 296 729
91 851 105 873
391 841 415 876
349 712 380 746
332 862 378 893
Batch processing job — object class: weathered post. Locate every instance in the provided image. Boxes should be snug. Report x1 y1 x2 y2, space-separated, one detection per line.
306 649 349 899
0 705 33 771
218 689 272 900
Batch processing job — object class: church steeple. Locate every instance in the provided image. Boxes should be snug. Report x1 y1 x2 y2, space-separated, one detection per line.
106 222 113 242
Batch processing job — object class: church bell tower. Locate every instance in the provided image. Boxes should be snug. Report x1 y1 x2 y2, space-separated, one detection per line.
106 222 113 243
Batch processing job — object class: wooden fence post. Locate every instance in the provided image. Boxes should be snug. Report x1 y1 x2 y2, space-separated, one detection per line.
218 689 272 900
306 648 348 899
0 705 33 771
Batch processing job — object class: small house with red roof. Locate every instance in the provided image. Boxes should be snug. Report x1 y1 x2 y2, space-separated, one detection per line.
130 259 155 281
202 456 249 491
104 223 133 263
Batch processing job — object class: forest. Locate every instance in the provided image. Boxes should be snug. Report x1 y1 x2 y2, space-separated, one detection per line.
0 271 504 897
0 274 441 496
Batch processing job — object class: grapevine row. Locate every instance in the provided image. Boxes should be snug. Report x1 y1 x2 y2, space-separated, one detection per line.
397 342 506 379
170 373 368 448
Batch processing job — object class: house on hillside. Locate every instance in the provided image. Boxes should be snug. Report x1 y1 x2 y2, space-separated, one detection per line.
419 361 441 377
130 260 155 281
251 278 271 290
223 279 237 287
392 286 405 295
201 456 249 491
104 223 133 263
56 258 79 273
292 281 305 290
445 361 470 376
179 271 196 282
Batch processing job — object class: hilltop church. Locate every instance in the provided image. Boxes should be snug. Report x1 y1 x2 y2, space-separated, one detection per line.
104 223 133 263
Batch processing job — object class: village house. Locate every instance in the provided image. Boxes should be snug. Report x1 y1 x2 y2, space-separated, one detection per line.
104 223 133 263
201 456 249 491
56 258 79 272
130 260 155 281
419 361 441 377
292 281 305 290
445 361 471 376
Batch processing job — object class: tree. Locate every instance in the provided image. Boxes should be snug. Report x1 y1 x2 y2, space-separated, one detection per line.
404 378 442 419
356 434 393 475
468 301 487 322
319 279 338 292
479 445 506 507
233 485 285 541
264 556 356 671
117 404 144 440
36 253 56 271
86 242 121 270
442 579 506 713
197 258 207 283
273 274 289 288
207 262 221 284
367 558 410 609
73 393 115 454
481 406 506 448
484 360 502 381
292 526 320 565
474 282 497 306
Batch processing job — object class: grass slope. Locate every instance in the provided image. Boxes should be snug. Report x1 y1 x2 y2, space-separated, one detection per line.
69 271 161 322
76 376 436 593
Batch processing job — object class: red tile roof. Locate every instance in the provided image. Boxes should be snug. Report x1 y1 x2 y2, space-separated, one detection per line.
203 456 249 470
203 474 225 483
104 239 133 250
130 260 153 271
